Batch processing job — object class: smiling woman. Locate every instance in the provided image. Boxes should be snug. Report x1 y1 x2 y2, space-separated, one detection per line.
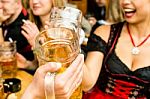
29 0 53 30
81 0 150 98
21 0 54 49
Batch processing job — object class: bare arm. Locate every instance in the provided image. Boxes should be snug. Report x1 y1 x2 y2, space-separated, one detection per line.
82 25 111 91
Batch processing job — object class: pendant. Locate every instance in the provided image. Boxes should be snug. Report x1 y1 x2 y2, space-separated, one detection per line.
131 47 140 55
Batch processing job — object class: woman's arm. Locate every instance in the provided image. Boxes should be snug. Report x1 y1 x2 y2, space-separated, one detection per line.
82 25 111 91
82 52 104 91
16 53 38 70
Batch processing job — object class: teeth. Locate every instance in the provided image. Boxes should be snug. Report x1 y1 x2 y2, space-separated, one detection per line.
124 9 134 12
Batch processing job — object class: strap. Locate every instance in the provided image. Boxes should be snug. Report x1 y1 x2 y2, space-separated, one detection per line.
104 22 125 63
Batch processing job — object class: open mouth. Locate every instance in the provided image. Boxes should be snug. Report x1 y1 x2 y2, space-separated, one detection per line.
124 9 136 13
123 8 136 18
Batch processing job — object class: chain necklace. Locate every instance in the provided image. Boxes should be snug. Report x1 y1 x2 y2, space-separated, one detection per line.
127 23 150 55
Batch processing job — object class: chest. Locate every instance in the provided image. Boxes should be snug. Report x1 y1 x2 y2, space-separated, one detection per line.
114 33 150 72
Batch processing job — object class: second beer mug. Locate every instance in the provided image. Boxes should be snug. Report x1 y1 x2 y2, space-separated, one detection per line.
0 41 17 79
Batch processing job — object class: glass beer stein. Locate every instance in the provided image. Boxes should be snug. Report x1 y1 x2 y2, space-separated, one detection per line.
34 7 82 99
0 41 17 79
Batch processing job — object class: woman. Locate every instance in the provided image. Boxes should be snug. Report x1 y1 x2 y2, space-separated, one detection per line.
21 0 53 47
21 0 85 48
82 0 150 98
20 0 86 69
17 0 53 70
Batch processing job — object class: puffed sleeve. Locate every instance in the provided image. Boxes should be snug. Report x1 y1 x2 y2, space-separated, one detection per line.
87 33 107 55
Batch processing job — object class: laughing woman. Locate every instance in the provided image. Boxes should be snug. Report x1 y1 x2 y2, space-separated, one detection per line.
21 0 53 47
81 0 150 98
16 0 54 70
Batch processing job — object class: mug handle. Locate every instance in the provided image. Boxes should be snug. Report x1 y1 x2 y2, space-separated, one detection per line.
44 72 56 99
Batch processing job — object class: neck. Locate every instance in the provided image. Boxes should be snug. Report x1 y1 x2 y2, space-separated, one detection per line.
39 13 51 28
127 21 150 38
5 5 22 25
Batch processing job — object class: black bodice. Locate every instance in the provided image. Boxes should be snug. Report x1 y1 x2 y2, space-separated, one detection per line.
86 22 150 98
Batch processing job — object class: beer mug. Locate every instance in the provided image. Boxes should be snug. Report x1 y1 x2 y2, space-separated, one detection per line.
0 41 17 79
34 7 82 99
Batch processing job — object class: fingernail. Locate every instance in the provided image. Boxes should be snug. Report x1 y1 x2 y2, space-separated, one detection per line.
44 25 48 29
56 62 62 69
22 19 27 24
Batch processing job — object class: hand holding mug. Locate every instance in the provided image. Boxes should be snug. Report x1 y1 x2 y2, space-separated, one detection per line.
22 54 84 99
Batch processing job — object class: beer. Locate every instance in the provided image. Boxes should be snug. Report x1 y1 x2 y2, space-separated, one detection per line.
36 28 82 99
0 41 17 79
36 28 79 67
38 40 81 99
0 58 17 79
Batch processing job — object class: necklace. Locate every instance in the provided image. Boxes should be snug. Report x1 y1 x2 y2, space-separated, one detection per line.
127 23 150 55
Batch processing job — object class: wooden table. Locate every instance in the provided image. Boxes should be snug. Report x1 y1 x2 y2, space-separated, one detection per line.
4 70 33 99
16 70 33 98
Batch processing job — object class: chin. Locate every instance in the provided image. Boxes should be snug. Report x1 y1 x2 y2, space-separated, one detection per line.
125 18 135 23
33 12 42 16
126 20 140 24
32 9 40 13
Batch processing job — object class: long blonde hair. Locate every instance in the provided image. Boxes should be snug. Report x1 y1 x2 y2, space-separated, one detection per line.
29 10 43 30
21 0 42 29
105 0 124 23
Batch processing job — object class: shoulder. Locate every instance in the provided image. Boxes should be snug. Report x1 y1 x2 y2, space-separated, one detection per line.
93 24 111 43
93 21 125 43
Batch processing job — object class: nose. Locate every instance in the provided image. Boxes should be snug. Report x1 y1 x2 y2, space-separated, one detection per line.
32 0 39 3
120 0 131 7
122 0 131 4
